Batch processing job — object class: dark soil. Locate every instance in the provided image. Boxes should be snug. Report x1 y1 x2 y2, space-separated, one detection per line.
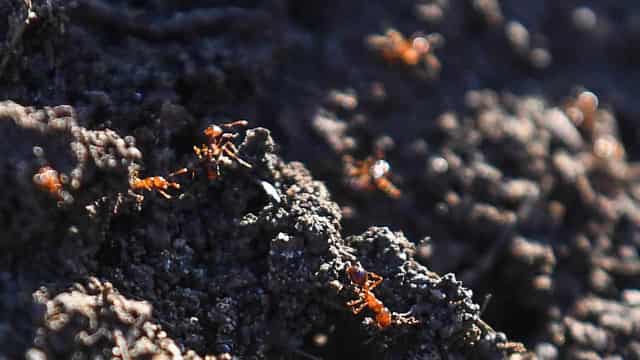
1 0 640 359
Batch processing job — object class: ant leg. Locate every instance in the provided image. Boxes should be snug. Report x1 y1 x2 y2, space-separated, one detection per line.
347 291 367 314
347 302 363 312
194 145 211 161
347 291 366 305
368 272 384 291
215 159 222 177
127 189 144 203
170 168 189 177
221 133 239 141
222 120 248 128
375 178 401 198
346 297 364 307
223 145 252 168
349 301 368 315
225 142 240 153
193 145 202 158
157 189 172 199
226 143 250 163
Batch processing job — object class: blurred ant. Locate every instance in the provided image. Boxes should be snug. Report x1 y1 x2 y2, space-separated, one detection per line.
343 150 401 198
563 90 599 137
33 166 64 200
563 90 626 162
346 263 418 329
129 169 180 199
171 120 252 181
366 29 443 77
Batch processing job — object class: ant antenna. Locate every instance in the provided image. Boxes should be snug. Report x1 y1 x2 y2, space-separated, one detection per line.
480 293 492 316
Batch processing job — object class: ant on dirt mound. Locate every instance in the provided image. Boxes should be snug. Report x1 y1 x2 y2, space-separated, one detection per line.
170 120 252 181
345 263 418 329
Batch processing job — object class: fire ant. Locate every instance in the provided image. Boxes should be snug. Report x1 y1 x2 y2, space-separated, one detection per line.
33 166 64 200
129 169 180 199
343 150 401 198
366 29 443 77
170 120 252 181
345 263 418 329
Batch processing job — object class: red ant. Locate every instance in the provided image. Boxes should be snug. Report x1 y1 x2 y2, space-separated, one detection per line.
367 29 443 77
33 166 64 200
129 170 181 199
343 150 401 198
33 165 75 204
170 120 252 181
345 263 418 329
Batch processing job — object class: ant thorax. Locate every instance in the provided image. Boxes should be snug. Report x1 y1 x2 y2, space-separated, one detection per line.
204 125 223 138
370 159 391 179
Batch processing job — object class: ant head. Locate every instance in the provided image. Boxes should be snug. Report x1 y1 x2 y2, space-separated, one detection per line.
347 263 367 286
204 125 223 138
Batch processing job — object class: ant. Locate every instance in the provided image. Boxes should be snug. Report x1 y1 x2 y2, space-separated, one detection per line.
129 169 180 199
563 90 599 136
343 150 401 198
345 263 418 329
366 29 443 77
170 120 252 181
33 165 64 200
563 90 626 162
